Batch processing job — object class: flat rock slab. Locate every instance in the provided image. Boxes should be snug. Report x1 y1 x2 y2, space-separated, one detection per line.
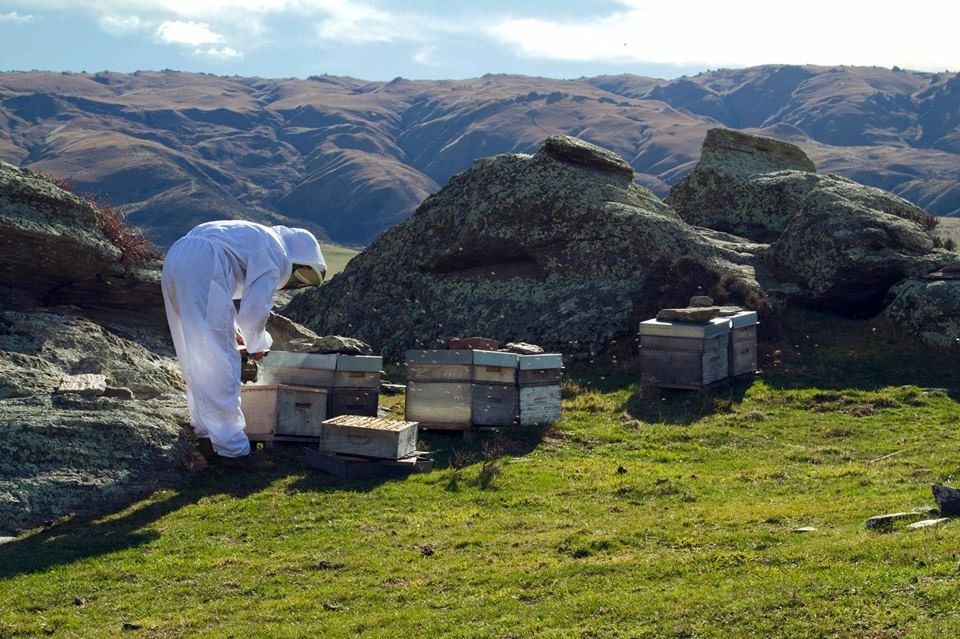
503 342 544 355
55 373 106 396
656 307 739 322
286 335 372 355
907 518 951 530
791 527 817 533
0 536 17 545
866 508 939 530
932 484 960 516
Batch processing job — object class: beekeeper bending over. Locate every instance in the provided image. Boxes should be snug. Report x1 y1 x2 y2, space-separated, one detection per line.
162 220 326 469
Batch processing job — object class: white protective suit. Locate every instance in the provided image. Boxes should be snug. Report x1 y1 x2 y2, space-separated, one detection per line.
161 221 326 458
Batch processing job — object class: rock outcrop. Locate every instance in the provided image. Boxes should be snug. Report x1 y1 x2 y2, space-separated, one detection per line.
0 165 198 535
879 274 960 348
285 135 766 361
0 311 199 533
669 129 960 314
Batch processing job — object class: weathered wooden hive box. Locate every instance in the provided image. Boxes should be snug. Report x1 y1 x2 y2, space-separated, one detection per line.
517 354 563 426
331 355 382 418
471 351 520 427
639 317 731 389
259 351 336 386
728 311 758 378
241 384 329 440
405 350 473 428
318 415 418 460
258 352 382 419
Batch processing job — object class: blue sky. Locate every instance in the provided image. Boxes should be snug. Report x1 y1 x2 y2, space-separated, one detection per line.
1 1 957 81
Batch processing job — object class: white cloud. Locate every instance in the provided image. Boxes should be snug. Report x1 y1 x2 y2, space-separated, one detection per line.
414 45 437 65
196 46 243 59
491 0 960 72
0 11 34 23
99 14 145 34
155 20 225 45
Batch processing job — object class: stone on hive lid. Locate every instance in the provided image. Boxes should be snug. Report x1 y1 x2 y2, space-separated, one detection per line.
656 307 724 323
286 335 372 355
504 342 544 355
688 295 714 308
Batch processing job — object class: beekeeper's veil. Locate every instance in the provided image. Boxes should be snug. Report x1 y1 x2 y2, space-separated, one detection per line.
274 226 327 287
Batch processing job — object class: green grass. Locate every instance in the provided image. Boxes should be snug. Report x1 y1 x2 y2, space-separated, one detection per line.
320 243 359 279
3 310 960 637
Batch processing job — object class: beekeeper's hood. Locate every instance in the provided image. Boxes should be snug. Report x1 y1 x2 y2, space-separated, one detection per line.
274 226 326 287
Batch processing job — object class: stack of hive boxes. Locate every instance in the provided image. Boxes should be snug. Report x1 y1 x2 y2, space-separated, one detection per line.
405 349 563 429
638 309 758 389
241 351 382 441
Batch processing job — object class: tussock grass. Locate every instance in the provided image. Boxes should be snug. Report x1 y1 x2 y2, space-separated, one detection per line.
2 309 960 637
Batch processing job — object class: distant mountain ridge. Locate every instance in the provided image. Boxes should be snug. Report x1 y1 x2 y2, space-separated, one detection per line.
1 65 957 246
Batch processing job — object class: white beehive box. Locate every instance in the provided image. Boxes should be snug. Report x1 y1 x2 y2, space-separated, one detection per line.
728 311 759 378
405 381 472 427
259 351 337 387
241 384 329 439
405 349 473 382
472 350 519 384
319 415 419 460
333 355 382 389
639 317 731 389
518 385 562 425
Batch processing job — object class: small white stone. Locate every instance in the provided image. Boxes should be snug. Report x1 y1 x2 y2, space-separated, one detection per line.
791 527 817 533
0 536 17 545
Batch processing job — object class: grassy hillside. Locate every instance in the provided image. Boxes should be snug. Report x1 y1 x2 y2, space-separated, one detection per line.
933 217 960 248
2 310 960 637
320 243 359 279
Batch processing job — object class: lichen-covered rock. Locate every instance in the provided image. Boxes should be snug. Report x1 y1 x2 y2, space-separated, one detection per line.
667 129 934 243
286 335 373 355
668 128 958 314
0 311 195 534
265 312 320 350
666 129 816 241
879 275 960 348
0 162 120 309
285 136 766 361
766 197 959 312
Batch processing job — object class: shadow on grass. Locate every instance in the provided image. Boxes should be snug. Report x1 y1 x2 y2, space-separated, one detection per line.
0 459 302 580
621 379 754 426
758 308 960 401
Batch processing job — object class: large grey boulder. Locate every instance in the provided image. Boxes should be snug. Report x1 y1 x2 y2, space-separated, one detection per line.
669 129 959 314
0 167 201 535
0 162 120 309
0 311 198 535
879 274 960 348
284 135 766 361
666 128 817 241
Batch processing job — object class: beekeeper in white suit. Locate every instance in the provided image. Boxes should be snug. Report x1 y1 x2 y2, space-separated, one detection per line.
161 220 326 469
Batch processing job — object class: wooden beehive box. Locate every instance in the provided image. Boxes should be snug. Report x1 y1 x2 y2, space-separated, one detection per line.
728 311 759 378
471 350 518 384
259 351 337 387
319 415 419 460
405 350 473 428
639 317 731 389
472 383 519 426
330 388 378 418
517 353 563 425
405 349 473 382
405 381 472 428
333 355 382 389
518 385 562 425
241 384 329 440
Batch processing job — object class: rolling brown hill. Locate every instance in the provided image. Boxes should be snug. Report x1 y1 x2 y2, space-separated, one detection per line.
1 65 957 246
